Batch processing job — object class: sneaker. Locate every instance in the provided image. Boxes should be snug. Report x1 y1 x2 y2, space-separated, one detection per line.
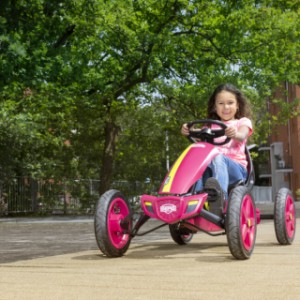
204 178 224 216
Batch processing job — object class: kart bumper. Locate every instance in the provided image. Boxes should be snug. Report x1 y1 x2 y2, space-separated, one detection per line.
140 193 208 224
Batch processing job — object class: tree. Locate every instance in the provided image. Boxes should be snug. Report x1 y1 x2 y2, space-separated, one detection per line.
1 0 300 194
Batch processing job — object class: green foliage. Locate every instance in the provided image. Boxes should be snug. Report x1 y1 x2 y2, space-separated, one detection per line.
114 104 184 183
1 0 300 189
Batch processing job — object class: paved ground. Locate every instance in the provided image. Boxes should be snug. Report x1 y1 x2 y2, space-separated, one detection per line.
0 217 171 264
0 202 299 300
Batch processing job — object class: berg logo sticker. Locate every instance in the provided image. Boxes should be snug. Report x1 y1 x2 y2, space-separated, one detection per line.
160 203 176 214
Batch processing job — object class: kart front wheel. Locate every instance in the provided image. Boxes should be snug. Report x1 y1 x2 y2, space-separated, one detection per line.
274 188 296 245
94 189 132 257
169 223 194 245
226 186 257 260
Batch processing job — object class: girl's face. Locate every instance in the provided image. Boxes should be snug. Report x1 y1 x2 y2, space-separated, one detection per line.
214 90 238 122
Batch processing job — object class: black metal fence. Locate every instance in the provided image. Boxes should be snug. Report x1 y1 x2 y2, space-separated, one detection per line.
0 177 158 216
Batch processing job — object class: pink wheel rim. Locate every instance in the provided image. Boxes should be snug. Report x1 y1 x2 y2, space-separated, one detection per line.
285 195 295 238
107 198 130 249
240 195 256 251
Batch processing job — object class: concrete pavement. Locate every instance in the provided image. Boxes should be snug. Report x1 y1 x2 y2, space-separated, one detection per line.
0 206 300 300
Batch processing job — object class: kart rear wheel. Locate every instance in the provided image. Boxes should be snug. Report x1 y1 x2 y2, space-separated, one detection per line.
169 223 193 245
94 189 132 257
274 188 296 245
226 186 257 260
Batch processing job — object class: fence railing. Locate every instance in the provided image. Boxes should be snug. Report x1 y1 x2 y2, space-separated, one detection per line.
0 177 159 216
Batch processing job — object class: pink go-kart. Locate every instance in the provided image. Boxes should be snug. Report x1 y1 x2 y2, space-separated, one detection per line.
94 119 296 260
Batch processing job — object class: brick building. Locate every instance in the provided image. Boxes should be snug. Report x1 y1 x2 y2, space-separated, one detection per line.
268 82 300 198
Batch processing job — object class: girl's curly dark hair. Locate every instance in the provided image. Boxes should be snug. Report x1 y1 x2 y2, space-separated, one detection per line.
207 83 251 120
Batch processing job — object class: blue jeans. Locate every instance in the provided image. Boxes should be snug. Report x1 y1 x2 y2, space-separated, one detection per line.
195 154 248 199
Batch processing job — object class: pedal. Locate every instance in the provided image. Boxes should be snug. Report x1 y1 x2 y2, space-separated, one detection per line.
205 188 221 202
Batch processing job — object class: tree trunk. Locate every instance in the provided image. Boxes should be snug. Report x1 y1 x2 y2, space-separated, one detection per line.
99 120 119 195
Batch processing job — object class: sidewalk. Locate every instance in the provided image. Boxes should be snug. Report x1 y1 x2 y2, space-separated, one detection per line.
0 215 94 223
256 200 300 218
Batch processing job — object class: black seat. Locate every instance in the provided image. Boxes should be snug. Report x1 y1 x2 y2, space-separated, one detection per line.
244 144 255 190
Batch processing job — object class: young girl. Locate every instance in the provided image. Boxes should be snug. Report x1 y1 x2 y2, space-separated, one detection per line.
181 83 253 203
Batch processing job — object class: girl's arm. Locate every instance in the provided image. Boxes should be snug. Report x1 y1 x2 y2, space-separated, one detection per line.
225 125 249 142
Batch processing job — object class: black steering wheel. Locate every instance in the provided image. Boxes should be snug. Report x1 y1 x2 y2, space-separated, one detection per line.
186 119 231 146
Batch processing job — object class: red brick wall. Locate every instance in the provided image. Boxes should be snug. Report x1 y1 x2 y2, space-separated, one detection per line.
269 83 300 196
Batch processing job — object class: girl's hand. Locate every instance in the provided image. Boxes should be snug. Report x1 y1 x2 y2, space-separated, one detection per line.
225 125 249 142
225 126 237 139
181 123 190 136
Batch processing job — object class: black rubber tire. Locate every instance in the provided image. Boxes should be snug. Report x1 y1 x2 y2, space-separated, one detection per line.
274 188 296 245
226 186 257 260
94 189 132 257
169 223 194 245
